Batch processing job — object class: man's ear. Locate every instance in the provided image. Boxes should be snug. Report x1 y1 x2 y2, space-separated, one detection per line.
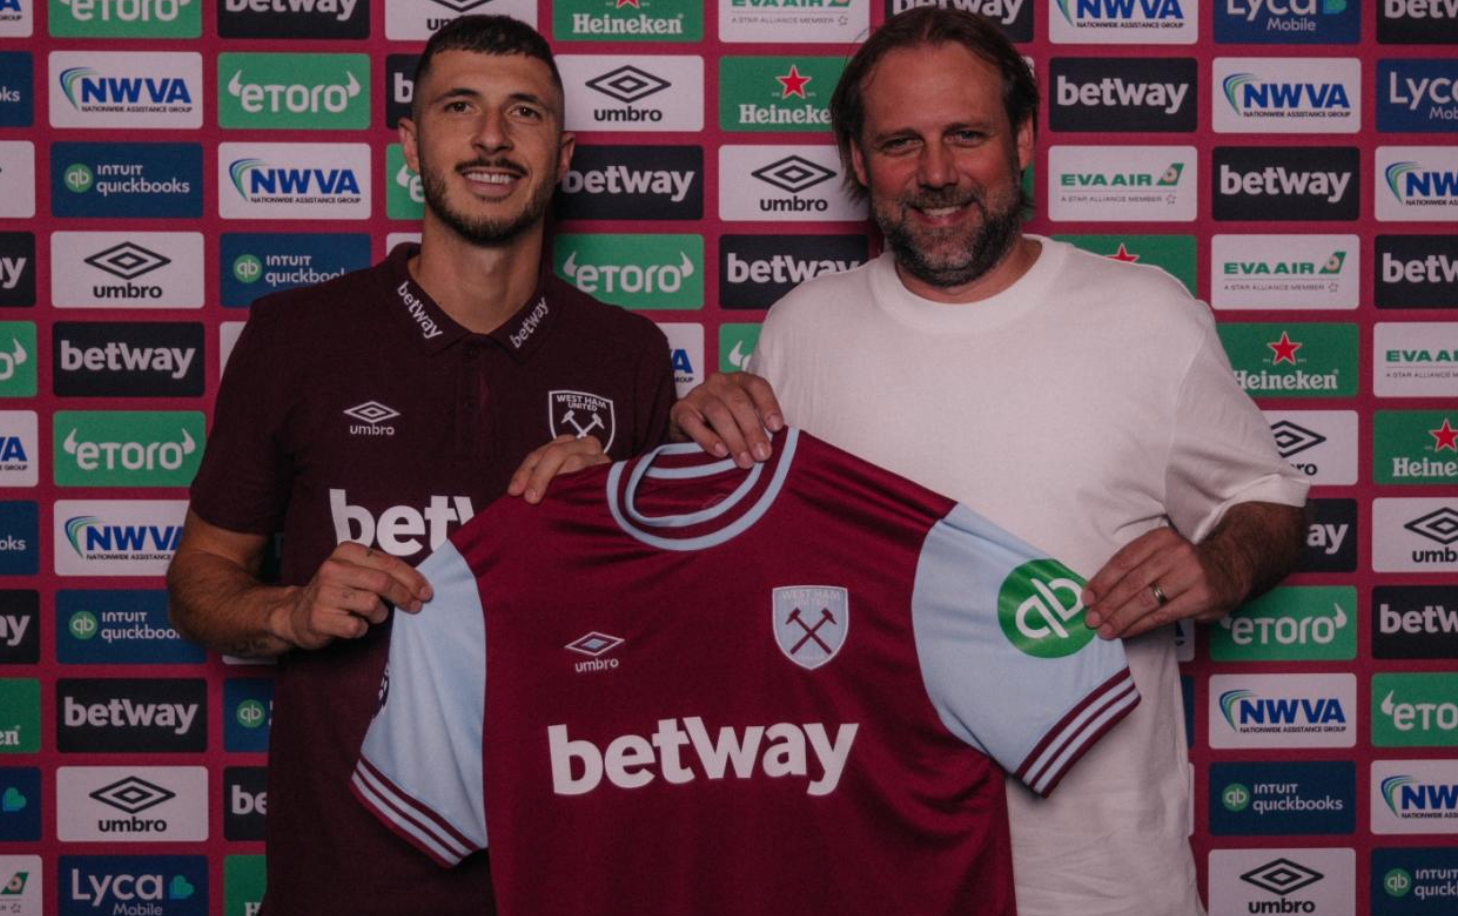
399 116 421 174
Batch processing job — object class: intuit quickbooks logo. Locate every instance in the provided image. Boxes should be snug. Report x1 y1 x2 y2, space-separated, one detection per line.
56 590 202 665
220 144 369 220
554 234 703 310
50 0 200 38
50 143 201 219
1374 761 1458 834
218 53 368 130
997 559 1094 658
554 0 701 41
719 57 842 132
1379 148 1458 220
1209 761 1353 835
1219 323 1358 398
219 233 369 307
1050 0 1197 43
222 679 271 752
1372 847 1458 912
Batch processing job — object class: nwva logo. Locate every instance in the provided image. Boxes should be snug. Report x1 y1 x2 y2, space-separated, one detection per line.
0 438 26 463
1220 689 1348 727
1058 0 1185 21
65 517 181 557
59 69 192 108
1383 775 1458 814
1386 161 1458 202
1223 73 1351 112
228 159 361 200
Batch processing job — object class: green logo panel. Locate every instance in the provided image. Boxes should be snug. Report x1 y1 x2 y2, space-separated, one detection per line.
0 323 36 398
224 855 265 916
53 411 205 487
1217 322 1358 398
719 57 844 132
1053 234 1196 296
218 53 370 130
997 559 1093 659
50 0 201 37
719 323 761 373
1374 411 1458 485
1373 673 1458 747
1209 586 1357 661
386 144 424 221
553 0 702 41
0 680 39 753
553 234 703 310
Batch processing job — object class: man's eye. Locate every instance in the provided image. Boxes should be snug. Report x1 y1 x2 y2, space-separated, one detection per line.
513 105 543 120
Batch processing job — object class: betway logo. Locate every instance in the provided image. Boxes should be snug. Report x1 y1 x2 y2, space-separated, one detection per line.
1384 0 1458 19
0 258 25 291
891 0 1026 24
58 340 195 379
1223 73 1352 112
1226 0 1344 20
60 69 193 108
1308 521 1349 555
1380 602 1458 634
1220 164 1351 202
0 614 28 647
1383 252 1458 285
329 489 475 557
562 251 694 295
63 427 195 471
561 165 694 202
548 717 858 797
1055 75 1188 114
395 281 443 341
63 696 198 735
725 252 857 285
58 0 194 21
223 0 358 20
226 68 360 114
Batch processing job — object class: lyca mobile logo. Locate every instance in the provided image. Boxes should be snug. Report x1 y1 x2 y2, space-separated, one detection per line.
219 53 368 130
1379 60 1458 132
554 234 704 309
997 559 1093 658
1216 0 1355 42
61 855 205 916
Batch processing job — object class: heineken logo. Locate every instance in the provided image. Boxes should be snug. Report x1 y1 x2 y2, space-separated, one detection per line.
777 64 810 98
996 559 1093 659
720 56 840 131
1376 412 1458 484
555 0 698 39
1221 323 1356 397
1268 330 1302 364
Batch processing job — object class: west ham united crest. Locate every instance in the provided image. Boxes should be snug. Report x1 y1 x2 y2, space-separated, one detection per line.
548 390 616 451
773 586 849 671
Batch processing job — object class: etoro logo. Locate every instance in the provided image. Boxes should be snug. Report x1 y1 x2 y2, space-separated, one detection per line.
219 53 369 130
997 559 1093 658
54 411 203 487
555 234 703 310
0 323 34 397
386 144 424 220
1212 587 1356 661
1374 673 1458 747
50 0 200 38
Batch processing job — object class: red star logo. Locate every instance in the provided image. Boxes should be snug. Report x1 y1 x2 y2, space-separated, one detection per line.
615 0 639 7
1431 418 1458 453
1107 243 1140 263
1267 331 1302 366
776 65 812 100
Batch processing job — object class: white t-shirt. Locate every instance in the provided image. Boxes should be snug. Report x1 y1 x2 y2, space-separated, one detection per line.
752 237 1309 916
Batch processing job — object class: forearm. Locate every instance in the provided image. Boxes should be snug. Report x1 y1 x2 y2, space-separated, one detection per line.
1196 501 1308 612
166 547 298 658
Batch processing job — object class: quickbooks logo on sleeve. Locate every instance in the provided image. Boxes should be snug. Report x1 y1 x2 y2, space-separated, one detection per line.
1373 674 1458 747
1215 0 1359 43
60 855 206 916
1209 760 1354 835
553 234 703 310
53 411 204 488
719 57 843 132
51 142 201 219
1376 411 1458 485
1218 323 1357 397
1212 586 1356 661
219 143 370 220
218 53 369 131
1378 60 1458 133
56 590 203 664
220 233 369 306
997 559 1094 658
50 0 200 37
554 0 702 41
223 679 271 752
555 145 703 221
1054 234 1196 294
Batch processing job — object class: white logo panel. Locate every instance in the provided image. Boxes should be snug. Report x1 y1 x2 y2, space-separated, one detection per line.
1208 848 1354 916
57 766 208 842
0 142 35 219
218 142 371 220
719 0 869 43
54 499 188 577
1373 498 1458 573
560 55 703 133
1372 759 1458 834
0 856 40 916
1377 146 1458 222
51 232 204 309
1047 146 1197 221
0 0 32 36
1049 0 1198 44
1211 235 1359 310
0 410 37 487
659 322 702 399
719 146 866 222
1213 58 1361 134
384 0 535 40
1263 410 1358 485
1374 322 1458 398
219 321 245 377
1209 673 1357 749
48 51 203 130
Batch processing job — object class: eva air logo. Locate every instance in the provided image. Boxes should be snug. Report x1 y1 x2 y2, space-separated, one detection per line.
236 699 266 729
1221 782 1252 811
1375 412 1458 485
997 559 1094 659
1 871 25 895
1383 868 1412 897
219 53 369 130
69 611 99 640
554 233 703 309
386 144 423 220
718 57 843 132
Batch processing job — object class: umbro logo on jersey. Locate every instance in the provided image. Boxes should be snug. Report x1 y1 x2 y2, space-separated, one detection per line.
549 391 616 451
566 631 624 673
343 401 398 437
773 586 848 670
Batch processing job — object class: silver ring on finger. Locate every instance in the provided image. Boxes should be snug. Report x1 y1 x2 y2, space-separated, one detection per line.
1149 581 1169 607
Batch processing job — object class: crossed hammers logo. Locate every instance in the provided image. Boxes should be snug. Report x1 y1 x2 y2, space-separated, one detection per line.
785 605 838 655
560 408 604 439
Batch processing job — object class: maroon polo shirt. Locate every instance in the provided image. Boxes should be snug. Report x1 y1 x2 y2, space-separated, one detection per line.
189 243 675 916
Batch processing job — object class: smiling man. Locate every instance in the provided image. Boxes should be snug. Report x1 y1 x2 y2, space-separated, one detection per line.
670 8 1308 915
167 16 673 915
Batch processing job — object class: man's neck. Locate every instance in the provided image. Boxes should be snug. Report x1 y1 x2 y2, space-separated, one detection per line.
894 235 1042 305
410 218 545 335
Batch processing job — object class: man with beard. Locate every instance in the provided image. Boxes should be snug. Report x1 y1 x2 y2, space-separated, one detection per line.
670 9 1307 915
167 16 673 915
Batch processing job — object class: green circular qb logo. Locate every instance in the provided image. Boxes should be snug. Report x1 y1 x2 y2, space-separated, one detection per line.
236 699 267 729
68 611 98 641
998 559 1093 658
63 164 94 193
232 254 262 284
1221 783 1251 812
1383 868 1412 898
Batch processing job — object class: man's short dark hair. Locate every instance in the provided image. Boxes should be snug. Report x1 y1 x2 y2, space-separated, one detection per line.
411 15 564 119
829 7 1039 201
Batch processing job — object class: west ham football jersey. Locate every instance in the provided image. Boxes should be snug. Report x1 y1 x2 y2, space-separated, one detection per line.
352 429 1139 916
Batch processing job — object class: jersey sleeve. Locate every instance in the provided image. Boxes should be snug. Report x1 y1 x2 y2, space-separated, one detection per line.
351 540 488 867
911 504 1140 798
1164 320 1309 542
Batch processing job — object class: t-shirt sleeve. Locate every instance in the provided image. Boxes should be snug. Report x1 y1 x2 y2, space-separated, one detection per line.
351 540 488 867
911 504 1140 798
188 300 295 534
1164 321 1310 542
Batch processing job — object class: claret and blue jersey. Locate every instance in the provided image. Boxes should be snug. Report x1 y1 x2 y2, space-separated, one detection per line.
352 428 1139 916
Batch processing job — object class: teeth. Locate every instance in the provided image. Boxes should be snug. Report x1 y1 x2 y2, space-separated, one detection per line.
464 172 515 185
921 206 960 217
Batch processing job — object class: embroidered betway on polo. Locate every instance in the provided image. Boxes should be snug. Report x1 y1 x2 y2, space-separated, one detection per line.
395 281 443 340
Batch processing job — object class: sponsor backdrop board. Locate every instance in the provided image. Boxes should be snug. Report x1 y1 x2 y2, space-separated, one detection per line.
0 1 1450 914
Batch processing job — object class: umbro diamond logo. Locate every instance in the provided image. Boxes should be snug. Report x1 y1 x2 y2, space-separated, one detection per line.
1405 508 1458 546
427 0 494 12
1269 420 1327 458
1240 858 1324 896
586 67 670 105
752 156 835 195
84 243 171 281
343 401 400 425
567 631 624 674
89 776 175 814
